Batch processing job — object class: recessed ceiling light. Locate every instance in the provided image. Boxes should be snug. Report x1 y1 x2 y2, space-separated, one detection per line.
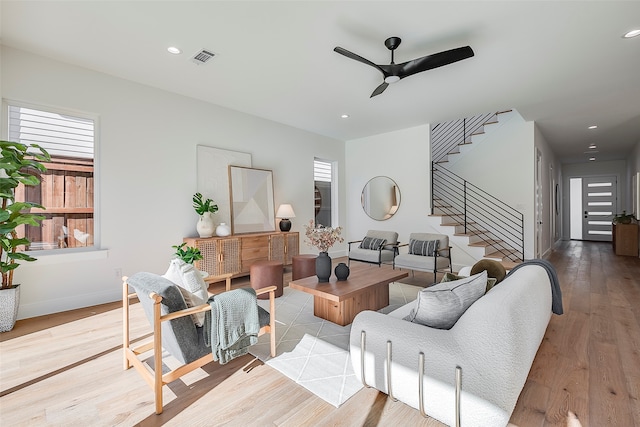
589 157 596 161
588 125 598 129
623 29 640 38
588 144 597 149
341 114 349 119
167 46 182 54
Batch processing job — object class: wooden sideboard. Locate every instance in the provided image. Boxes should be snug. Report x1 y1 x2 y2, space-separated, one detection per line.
612 223 639 257
183 231 299 278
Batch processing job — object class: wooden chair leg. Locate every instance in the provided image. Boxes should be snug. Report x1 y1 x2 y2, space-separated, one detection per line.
269 289 276 357
152 294 164 415
122 280 131 370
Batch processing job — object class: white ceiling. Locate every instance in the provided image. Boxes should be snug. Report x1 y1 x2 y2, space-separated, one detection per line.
2 1 639 163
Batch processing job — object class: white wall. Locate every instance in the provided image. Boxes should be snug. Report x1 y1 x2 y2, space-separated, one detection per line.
534 125 562 256
446 112 536 259
561 160 627 240
345 124 480 269
345 124 430 242
1 46 345 319
627 141 640 216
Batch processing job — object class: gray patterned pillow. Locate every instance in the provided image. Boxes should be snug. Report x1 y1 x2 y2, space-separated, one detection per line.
405 271 488 329
408 239 439 256
359 237 387 250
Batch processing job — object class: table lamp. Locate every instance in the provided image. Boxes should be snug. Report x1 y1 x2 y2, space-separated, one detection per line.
276 204 296 232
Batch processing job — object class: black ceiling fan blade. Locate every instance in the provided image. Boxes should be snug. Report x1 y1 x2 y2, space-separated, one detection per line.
334 46 385 76
398 46 474 79
370 82 389 98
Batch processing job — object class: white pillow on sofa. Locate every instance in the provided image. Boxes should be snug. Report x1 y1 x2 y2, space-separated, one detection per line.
163 258 209 326
405 270 487 329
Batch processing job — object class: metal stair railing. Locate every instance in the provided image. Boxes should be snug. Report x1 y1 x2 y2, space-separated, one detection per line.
431 112 499 164
431 162 524 262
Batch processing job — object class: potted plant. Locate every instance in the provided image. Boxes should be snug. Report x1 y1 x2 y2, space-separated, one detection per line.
0 140 51 331
192 192 218 238
172 242 203 264
613 210 636 224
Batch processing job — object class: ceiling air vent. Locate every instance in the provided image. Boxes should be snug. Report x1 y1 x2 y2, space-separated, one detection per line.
191 49 216 65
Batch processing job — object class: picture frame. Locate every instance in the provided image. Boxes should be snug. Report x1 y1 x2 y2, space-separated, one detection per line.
228 166 275 234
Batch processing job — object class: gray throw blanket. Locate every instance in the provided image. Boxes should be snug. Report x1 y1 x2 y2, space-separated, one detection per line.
505 259 563 315
205 288 260 364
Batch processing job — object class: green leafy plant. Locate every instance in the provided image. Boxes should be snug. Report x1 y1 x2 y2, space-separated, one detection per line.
613 210 636 224
192 192 218 216
172 242 203 264
1 140 51 289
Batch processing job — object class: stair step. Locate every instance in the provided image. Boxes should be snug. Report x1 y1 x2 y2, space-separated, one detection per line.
485 249 520 259
468 240 502 248
483 120 498 126
500 260 522 270
471 131 485 136
496 109 513 115
441 221 477 227
435 160 449 164
454 230 488 236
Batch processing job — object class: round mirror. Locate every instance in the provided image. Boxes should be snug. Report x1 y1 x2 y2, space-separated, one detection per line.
361 176 401 220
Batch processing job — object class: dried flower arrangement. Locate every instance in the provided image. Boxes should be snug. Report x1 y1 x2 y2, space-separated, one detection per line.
304 219 344 253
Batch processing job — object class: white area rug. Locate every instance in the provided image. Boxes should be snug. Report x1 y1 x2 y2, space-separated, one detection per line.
248 281 422 407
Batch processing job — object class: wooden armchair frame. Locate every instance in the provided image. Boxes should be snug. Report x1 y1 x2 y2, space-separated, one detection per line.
122 273 276 414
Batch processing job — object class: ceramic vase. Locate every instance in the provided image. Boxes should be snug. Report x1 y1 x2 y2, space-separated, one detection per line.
216 222 231 236
196 212 215 238
316 251 332 282
335 262 350 281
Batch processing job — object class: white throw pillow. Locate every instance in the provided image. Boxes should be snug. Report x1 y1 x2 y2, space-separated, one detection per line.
406 270 487 329
162 258 209 326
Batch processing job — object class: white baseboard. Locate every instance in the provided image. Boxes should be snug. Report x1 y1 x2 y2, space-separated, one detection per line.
17 288 121 320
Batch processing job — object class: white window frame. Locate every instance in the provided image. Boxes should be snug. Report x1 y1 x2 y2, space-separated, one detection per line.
2 99 102 254
313 157 338 228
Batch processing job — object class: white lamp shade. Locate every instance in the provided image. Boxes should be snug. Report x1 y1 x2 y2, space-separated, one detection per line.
276 204 296 218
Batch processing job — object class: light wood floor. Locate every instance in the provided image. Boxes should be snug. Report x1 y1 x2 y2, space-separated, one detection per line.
1 242 638 426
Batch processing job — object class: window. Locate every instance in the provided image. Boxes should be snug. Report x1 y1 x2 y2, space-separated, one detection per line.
7 103 96 251
314 158 335 227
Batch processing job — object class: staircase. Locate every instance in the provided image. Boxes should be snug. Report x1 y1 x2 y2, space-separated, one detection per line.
430 111 524 266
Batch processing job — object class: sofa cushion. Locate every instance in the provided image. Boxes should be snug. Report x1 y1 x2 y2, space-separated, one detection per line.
405 271 488 329
163 258 209 326
408 239 439 256
359 236 387 251
393 253 450 271
442 272 498 293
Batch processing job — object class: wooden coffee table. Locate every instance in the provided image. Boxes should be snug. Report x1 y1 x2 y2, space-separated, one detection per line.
289 266 408 326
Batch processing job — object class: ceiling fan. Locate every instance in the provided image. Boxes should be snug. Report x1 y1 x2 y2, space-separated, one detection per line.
334 37 474 97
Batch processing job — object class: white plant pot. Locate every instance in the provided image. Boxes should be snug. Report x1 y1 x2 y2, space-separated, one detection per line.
196 212 215 238
0 284 20 332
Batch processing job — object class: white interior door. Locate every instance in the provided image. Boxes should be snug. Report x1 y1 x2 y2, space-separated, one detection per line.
582 176 616 241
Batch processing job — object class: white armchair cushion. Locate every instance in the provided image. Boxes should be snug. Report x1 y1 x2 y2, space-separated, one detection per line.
163 258 209 326
405 271 487 329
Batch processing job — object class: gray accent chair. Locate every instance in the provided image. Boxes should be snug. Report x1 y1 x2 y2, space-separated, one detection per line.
348 230 399 267
393 233 453 283
123 272 276 414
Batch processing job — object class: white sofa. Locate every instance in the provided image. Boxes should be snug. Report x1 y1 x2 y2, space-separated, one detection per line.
349 264 553 426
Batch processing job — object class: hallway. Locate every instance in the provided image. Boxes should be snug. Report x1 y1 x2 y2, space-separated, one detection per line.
511 240 640 426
